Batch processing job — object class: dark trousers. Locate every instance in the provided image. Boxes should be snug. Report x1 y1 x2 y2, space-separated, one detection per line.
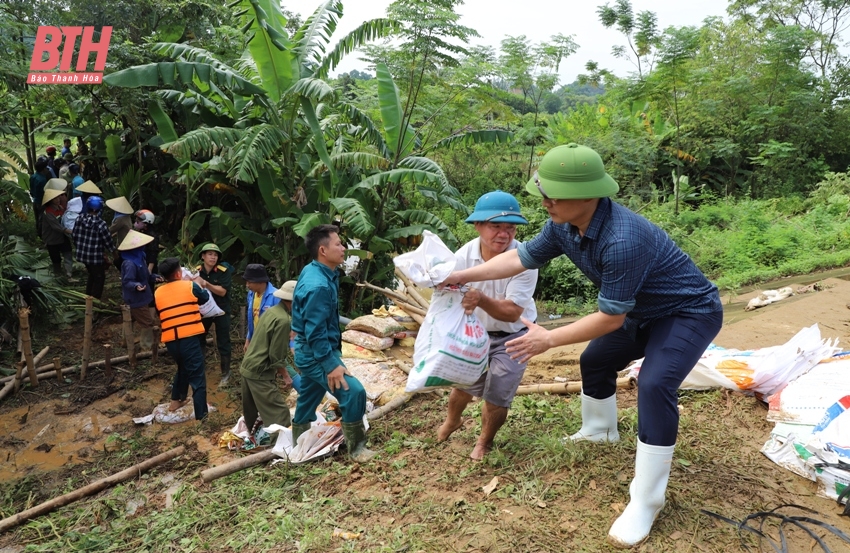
166 336 208 420
84 263 106 299
241 376 292 429
201 313 232 356
579 310 723 446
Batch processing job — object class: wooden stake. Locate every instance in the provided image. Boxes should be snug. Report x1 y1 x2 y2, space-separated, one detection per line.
18 308 37 388
0 446 185 533
515 377 634 396
81 296 93 380
31 346 49 368
200 450 276 483
103 343 113 381
151 326 160 365
394 268 430 309
52 357 62 381
13 362 24 393
121 305 136 370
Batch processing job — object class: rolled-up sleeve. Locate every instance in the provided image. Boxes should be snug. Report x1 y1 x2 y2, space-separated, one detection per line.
596 237 652 316
517 222 565 269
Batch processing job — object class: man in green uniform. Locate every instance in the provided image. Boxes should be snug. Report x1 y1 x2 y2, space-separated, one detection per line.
239 280 299 429
195 243 234 385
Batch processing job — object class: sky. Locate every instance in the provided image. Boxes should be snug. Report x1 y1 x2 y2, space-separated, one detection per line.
282 0 729 84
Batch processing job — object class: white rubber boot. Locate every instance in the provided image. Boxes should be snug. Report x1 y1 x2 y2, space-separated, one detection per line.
568 393 620 442
607 440 675 548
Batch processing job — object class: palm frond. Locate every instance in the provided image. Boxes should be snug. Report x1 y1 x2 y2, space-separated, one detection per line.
425 129 514 153
386 209 457 249
292 0 343 74
309 152 390 177
161 127 246 159
228 124 289 182
313 18 400 80
341 103 391 159
104 61 266 98
329 197 376 238
287 77 336 102
0 145 26 170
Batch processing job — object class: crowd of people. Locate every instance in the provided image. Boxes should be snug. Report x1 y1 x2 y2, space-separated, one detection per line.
27 140 723 547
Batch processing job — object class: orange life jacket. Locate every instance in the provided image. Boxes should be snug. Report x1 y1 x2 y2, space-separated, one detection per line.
155 280 205 342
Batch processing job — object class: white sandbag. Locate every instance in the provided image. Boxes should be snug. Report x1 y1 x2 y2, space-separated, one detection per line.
346 314 406 337
406 287 489 392
178 267 224 318
393 230 456 287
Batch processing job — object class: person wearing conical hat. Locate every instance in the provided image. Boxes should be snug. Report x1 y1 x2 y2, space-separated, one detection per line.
45 178 69 211
118 230 159 352
40 189 74 279
106 196 134 248
441 143 723 548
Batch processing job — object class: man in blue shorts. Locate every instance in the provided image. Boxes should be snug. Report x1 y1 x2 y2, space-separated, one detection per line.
436 191 538 460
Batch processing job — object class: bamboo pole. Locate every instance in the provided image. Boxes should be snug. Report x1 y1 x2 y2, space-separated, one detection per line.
121 305 136 370
151 326 160 365
394 268 430 309
81 296 93 380
200 450 277 483
0 446 186 533
356 281 411 307
0 337 214 386
52 357 62 381
18 308 37 388
31 346 49 368
103 344 112 381
13 362 24 393
367 393 413 421
515 377 634 396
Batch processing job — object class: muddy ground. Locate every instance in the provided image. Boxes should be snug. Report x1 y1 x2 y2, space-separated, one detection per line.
1 271 850 551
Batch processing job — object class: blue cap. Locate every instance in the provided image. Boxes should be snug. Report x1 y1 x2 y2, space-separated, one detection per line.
464 190 528 224
85 196 104 212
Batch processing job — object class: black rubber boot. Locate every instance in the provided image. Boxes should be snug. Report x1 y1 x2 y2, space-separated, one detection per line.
219 354 232 386
341 420 377 463
291 423 312 449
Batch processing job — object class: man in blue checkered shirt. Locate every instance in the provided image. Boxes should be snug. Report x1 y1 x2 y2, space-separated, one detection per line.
72 196 115 299
442 143 723 549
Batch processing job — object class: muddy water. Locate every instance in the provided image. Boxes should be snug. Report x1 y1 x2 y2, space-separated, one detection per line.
0 369 242 483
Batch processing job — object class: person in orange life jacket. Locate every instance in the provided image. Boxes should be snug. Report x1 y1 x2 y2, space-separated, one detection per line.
40 189 73 279
155 257 210 420
243 264 279 353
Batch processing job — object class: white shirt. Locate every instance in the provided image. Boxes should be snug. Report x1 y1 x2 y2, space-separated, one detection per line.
454 238 538 333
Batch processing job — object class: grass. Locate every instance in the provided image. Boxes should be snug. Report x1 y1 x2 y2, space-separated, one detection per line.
4 384 848 552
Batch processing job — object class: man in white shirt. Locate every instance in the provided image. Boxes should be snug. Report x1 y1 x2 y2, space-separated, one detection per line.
437 191 538 460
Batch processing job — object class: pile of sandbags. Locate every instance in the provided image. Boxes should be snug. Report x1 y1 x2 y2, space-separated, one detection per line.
340 306 421 353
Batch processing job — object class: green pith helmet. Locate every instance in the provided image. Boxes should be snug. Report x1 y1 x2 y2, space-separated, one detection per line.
198 242 221 257
526 143 619 200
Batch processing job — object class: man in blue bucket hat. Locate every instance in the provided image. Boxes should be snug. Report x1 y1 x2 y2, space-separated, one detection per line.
436 190 538 460
442 144 723 548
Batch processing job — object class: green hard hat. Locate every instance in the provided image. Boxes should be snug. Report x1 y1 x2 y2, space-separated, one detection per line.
526 143 619 200
198 242 221 255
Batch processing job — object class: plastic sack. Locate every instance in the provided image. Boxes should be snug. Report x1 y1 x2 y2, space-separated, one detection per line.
393 230 456 287
62 197 82 231
179 267 224 318
346 314 406 337
406 287 489 392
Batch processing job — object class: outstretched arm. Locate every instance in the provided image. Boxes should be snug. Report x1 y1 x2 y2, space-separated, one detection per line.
443 249 526 286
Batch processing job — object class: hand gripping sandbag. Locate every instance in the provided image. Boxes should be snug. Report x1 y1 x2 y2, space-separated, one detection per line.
406 287 489 392
393 230 456 287
180 267 224 318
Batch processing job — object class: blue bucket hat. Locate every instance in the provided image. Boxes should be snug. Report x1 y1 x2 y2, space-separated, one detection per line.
465 190 528 224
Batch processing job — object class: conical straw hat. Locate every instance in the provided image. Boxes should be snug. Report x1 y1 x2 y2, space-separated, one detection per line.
106 196 133 214
45 178 68 191
118 229 154 251
41 188 66 206
76 180 102 194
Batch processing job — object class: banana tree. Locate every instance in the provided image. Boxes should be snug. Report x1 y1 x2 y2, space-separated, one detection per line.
103 0 397 270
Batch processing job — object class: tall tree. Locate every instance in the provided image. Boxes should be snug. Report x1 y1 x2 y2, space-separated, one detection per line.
597 0 660 78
